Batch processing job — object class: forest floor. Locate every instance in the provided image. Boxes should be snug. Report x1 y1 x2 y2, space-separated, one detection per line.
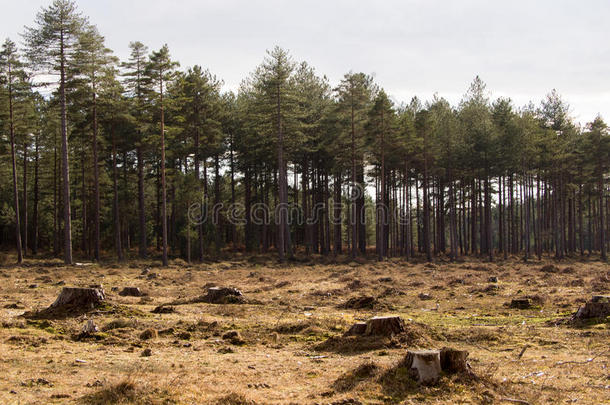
0 253 608 404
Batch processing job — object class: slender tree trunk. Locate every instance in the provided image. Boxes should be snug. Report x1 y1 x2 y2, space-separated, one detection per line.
59 30 73 264
214 153 222 256
334 172 342 254
33 131 39 255
137 146 147 258
276 82 288 263
92 87 100 261
22 137 28 256
600 164 606 260
350 92 357 259
111 124 123 260
160 75 168 266
7 61 23 263
229 133 237 251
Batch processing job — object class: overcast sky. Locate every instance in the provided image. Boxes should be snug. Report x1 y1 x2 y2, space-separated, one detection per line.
3 0 609 125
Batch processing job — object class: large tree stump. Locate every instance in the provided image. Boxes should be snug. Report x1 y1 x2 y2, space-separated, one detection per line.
26 287 106 319
404 350 442 385
440 347 469 373
364 316 405 336
50 287 105 310
574 295 610 320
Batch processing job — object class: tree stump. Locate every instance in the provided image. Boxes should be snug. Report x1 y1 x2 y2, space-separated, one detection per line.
574 295 610 319
50 287 105 310
201 287 244 304
510 298 532 309
364 316 405 336
404 350 442 385
119 287 144 297
343 322 367 336
27 287 106 319
81 319 99 335
341 296 378 309
440 347 469 373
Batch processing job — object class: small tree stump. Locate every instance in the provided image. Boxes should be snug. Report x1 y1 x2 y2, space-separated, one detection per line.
574 295 610 319
50 287 106 310
343 322 367 336
440 347 469 373
341 296 378 309
118 287 144 297
364 316 405 336
201 287 244 304
510 298 532 309
81 320 99 335
404 350 441 385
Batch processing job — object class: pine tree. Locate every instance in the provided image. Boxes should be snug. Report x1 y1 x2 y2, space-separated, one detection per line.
146 44 179 266
335 72 376 258
122 41 150 259
73 24 117 261
0 39 26 263
256 46 296 263
23 0 86 264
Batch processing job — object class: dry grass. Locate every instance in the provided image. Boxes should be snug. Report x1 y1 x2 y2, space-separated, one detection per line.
0 254 608 404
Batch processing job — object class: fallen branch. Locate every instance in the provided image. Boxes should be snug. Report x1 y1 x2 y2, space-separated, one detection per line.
500 398 531 405
552 350 608 367
517 344 530 359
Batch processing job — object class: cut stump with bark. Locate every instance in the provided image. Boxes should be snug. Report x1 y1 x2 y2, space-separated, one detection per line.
119 287 144 297
201 287 244 304
573 295 610 320
343 322 367 336
27 287 106 319
510 298 532 309
440 347 469 373
364 316 405 336
404 350 442 385
50 287 105 310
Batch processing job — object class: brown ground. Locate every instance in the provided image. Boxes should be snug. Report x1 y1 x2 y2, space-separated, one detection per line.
0 254 608 404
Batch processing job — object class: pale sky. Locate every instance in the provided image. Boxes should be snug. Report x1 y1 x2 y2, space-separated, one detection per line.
3 0 610 125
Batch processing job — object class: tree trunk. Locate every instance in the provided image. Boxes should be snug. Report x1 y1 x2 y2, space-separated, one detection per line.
59 29 73 264
334 172 342 254
160 75 168 266
33 130 39 255
276 82 288 263
92 87 100 261
7 61 23 263
112 125 123 261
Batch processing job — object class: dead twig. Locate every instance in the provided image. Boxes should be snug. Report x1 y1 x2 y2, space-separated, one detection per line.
552 350 609 367
517 344 530 359
500 397 531 405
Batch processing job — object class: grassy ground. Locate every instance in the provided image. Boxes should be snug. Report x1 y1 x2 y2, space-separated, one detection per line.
0 254 608 404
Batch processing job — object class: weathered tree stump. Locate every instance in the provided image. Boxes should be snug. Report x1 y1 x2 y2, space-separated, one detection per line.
81 319 99 335
50 287 105 310
27 287 106 319
404 350 442 385
343 322 367 336
510 298 532 309
574 295 610 319
440 347 469 373
201 287 244 304
118 287 144 297
364 316 405 336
